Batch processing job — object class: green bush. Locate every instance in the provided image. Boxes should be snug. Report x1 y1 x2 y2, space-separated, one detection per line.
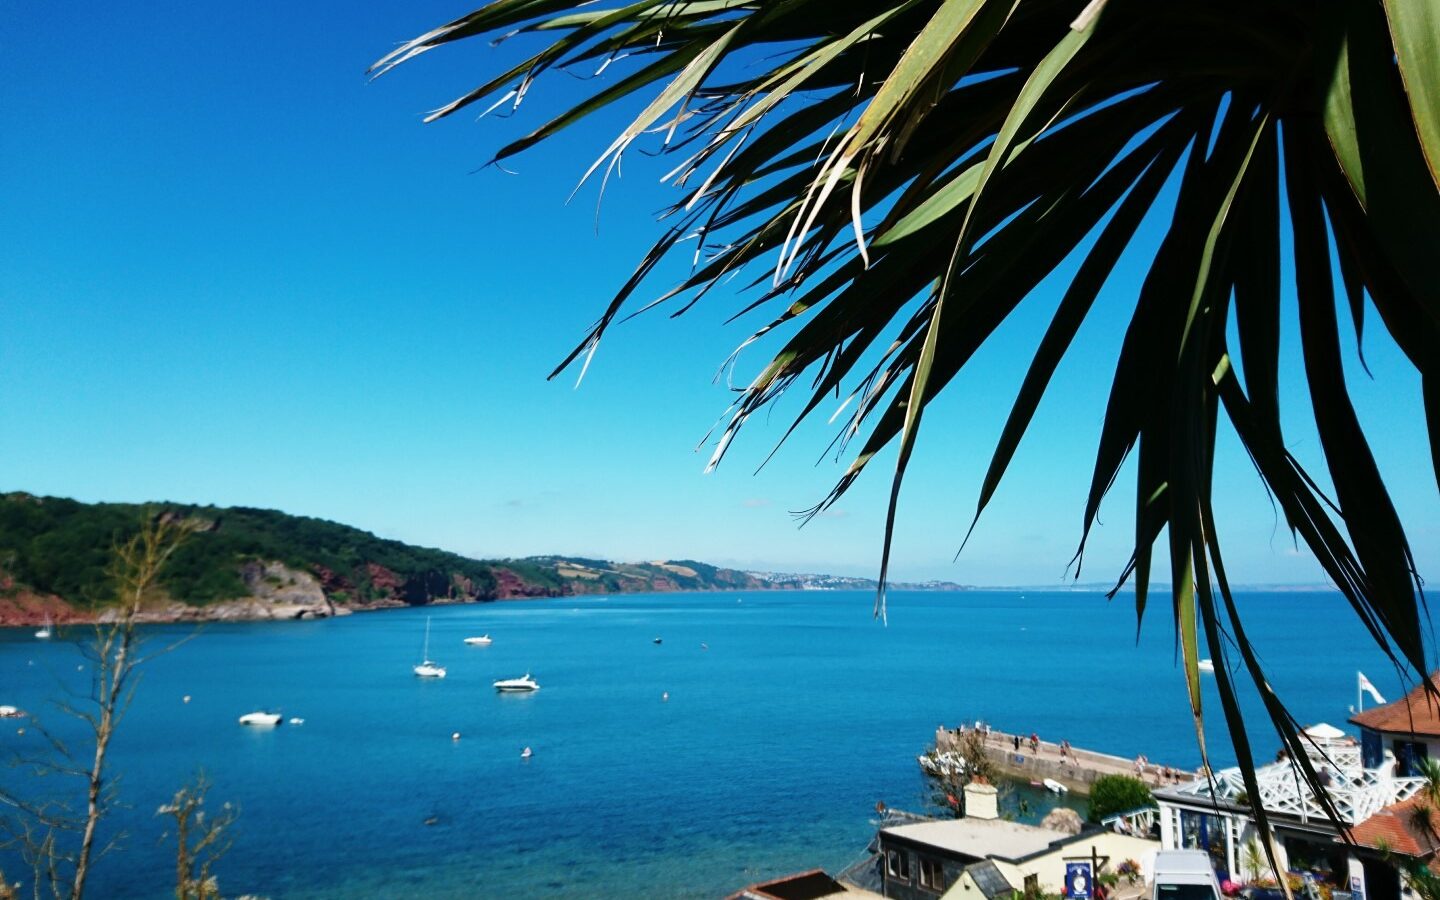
1087 775 1154 823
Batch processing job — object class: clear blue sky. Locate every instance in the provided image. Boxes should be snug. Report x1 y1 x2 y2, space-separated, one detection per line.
2 1 1436 586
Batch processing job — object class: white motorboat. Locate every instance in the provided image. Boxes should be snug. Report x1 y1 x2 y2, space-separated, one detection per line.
1198 658 1215 673
288 717 305 725
494 673 539 692
1043 778 1069 794
238 711 282 726
414 617 446 678
0 705 24 719
34 614 53 640
464 634 493 645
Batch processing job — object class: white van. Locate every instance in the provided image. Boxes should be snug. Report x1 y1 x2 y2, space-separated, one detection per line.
1151 850 1223 900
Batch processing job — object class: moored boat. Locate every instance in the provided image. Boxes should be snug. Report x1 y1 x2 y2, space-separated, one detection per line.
494 673 539 692
918 751 967 777
414 617 446 678
238 711 282 726
464 635 493 645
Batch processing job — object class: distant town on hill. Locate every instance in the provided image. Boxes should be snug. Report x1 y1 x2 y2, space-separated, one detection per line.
0 492 969 626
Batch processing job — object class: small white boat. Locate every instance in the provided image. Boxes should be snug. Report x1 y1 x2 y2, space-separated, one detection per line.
494 673 539 692
464 635 493 646
1043 778 1069 794
521 746 533 759
35 614 53 640
288 717 305 725
414 617 446 678
238 711 282 726
1198 658 1216 673
0 705 24 719
918 751 967 777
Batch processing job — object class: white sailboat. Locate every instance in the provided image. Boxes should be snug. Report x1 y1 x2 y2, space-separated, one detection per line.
413 617 446 678
34 613 53 640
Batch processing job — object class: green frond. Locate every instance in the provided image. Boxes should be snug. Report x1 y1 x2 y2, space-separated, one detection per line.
378 0 1440 861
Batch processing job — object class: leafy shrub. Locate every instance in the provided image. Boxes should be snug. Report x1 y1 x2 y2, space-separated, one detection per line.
1087 775 1154 823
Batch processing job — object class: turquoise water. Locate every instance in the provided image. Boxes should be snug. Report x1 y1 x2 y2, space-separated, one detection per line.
0 590 1411 898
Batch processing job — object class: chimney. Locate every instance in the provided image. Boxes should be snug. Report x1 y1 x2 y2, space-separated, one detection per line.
964 779 999 820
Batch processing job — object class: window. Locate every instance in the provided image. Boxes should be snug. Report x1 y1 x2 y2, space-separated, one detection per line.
887 849 911 881
1395 740 1430 777
919 856 945 890
1156 885 1220 900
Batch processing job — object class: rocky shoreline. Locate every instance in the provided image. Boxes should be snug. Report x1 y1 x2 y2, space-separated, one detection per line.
0 589 550 628
0 560 792 628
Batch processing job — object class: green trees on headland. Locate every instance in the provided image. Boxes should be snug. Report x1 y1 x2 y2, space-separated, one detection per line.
0 492 502 606
0 493 778 611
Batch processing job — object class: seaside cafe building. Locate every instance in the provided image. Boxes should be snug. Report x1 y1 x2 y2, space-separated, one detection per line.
863 782 1161 900
1153 686 1440 900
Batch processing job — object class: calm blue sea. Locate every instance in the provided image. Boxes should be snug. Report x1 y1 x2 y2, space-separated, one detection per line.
0 590 1415 898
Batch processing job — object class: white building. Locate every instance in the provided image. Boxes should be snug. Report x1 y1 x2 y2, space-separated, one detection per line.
1153 722 1428 900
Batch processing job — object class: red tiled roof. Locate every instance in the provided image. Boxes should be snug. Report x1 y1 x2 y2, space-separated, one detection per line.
1349 673 1440 737
1347 795 1440 859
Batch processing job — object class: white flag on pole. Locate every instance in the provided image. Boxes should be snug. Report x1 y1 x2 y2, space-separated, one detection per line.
1358 671 1387 705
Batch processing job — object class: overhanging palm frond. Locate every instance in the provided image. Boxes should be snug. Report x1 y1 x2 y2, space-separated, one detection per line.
375 0 1440 856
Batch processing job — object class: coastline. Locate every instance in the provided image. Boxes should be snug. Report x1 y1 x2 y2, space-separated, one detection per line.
0 583 805 629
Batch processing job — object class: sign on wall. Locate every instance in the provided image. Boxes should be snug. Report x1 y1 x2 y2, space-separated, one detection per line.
1066 862 1093 899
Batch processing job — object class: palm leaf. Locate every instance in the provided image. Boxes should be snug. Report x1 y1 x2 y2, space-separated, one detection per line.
378 0 1440 849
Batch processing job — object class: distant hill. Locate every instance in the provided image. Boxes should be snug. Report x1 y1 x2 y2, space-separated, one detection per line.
0 493 793 625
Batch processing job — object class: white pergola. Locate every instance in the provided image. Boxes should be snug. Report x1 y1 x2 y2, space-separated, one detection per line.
1156 724 1427 878
1166 747 1426 826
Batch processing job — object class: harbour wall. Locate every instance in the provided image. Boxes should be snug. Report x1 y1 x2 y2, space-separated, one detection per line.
934 726 1196 795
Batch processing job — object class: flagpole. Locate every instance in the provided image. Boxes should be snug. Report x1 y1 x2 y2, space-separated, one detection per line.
1357 672 1363 713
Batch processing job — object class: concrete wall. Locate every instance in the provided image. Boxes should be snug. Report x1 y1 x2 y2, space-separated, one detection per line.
990 749 1110 794
1017 833 1163 893
935 834 1162 900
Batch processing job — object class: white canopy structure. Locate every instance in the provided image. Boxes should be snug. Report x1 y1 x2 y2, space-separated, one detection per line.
1154 723 1428 881
1164 723 1425 826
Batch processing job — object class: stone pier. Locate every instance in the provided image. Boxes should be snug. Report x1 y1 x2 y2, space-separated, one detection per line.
934 725 1196 795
